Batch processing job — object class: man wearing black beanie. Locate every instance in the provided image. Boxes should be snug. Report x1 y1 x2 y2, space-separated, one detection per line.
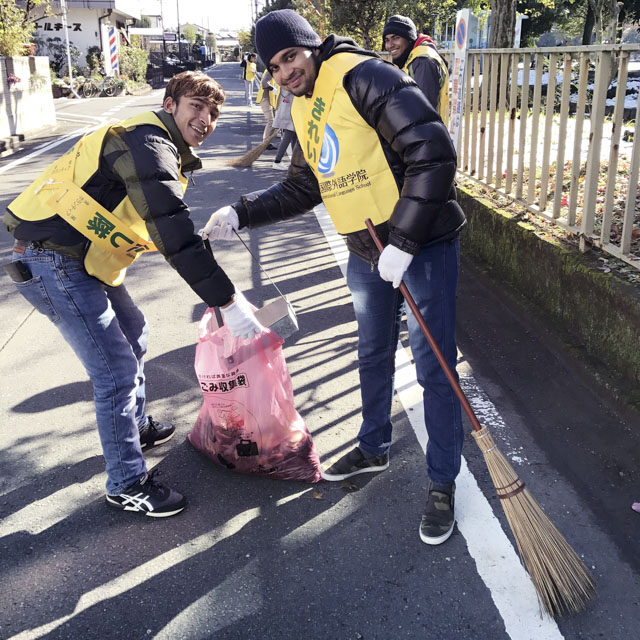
383 14 450 123
202 9 465 546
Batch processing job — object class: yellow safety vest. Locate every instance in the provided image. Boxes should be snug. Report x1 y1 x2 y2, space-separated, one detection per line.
256 77 279 108
291 52 399 234
403 44 449 124
8 112 188 286
244 62 256 82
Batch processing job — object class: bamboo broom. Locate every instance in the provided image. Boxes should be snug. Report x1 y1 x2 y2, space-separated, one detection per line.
227 131 279 168
365 218 595 616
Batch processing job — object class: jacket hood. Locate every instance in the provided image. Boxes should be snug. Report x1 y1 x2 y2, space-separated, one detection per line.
415 34 436 48
154 108 203 173
318 35 379 64
395 34 438 69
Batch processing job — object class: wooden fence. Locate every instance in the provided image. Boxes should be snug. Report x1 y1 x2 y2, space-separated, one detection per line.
450 44 640 269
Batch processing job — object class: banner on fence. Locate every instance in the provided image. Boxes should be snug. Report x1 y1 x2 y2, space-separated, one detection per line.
448 8 471 153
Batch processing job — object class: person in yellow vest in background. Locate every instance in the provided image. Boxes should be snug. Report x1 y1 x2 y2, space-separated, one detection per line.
3 71 262 518
201 10 466 545
383 14 449 124
243 52 259 106
256 69 279 148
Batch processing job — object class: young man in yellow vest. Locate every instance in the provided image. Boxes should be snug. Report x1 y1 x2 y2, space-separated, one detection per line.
3 71 262 518
256 69 279 148
201 10 466 545
383 14 449 124
243 53 259 106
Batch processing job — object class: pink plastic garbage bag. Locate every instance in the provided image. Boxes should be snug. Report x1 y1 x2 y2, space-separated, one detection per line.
188 308 322 483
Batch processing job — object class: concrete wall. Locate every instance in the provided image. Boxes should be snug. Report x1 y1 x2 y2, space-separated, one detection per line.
457 186 640 403
0 56 56 142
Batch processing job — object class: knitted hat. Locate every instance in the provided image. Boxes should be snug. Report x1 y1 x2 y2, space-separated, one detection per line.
255 9 322 66
382 15 418 43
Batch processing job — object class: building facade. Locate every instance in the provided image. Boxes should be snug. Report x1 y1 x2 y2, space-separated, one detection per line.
33 0 142 75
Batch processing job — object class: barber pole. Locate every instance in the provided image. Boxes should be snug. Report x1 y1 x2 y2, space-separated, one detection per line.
109 26 118 73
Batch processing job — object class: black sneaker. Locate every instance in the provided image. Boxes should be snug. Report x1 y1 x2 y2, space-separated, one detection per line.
321 446 389 481
139 415 175 449
106 470 186 517
419 481 455 545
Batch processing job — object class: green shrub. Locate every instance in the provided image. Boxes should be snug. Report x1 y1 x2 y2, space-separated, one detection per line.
119 44 148 82
86 45 104 71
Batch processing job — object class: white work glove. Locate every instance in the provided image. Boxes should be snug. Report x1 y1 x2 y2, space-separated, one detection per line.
199 205 239 241
220 291 265 339
377 245 414 288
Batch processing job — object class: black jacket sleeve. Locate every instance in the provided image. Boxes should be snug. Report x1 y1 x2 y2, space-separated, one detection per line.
409 56 443 113
344 58 465 253
232 143 323 229
106 125 235 307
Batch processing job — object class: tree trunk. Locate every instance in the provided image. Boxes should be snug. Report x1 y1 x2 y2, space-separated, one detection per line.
582 3 595 45
604 0 620 43
617 7 626 43
488 0 516 48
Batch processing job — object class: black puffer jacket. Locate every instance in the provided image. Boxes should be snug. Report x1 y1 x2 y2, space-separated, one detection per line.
233 36 466 263
3 110 235 307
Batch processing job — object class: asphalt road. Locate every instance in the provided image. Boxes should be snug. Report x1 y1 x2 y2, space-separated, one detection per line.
0 63 639 640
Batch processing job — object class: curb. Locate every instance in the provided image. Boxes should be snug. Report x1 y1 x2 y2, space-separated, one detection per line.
0 134 25 158
458 185 640 405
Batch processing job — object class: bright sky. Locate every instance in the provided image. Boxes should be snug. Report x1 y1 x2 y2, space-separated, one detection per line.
139 0 256 31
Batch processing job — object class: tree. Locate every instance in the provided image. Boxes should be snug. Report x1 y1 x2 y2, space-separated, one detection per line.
330 0 387 49
134 16 152 28
205 32 217 49
119 43 148 82
237 29 253 53
385 0 459 38
86 45 104 71
0 0 51 56
294 0 329 38
488 0 517 47
182 24 197 44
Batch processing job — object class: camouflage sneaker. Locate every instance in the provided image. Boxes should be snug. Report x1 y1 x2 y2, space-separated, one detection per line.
419 481 455 545
321 446 389 481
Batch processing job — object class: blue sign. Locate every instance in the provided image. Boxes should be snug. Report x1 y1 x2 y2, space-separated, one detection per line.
456 19 466 49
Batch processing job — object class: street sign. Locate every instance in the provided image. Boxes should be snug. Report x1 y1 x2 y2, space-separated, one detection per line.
448 9 471 153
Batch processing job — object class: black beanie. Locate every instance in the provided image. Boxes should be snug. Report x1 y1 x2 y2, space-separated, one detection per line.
382 15 418 43
255 9 322 66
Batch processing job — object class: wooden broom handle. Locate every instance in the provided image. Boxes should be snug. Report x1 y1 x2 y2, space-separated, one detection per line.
365 219 483 432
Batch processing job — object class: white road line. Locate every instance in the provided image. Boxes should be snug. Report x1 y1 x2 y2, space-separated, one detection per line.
0 125 100 176
55 113 106 124
313 205 564 640
0 94 148 176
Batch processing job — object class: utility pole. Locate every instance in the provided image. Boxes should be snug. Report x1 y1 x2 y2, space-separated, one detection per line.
176 0 181 61
159 0 166 57
60 0 81 98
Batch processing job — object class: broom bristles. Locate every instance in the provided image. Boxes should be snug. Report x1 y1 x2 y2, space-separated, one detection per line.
472 426 596 616
227 131 279 168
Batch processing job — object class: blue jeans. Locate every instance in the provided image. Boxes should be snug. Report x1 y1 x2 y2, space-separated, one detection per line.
346 239 463 485
11 247 149 494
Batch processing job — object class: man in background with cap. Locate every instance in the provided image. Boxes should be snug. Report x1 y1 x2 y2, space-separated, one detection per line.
383 14 449 124
201 9 465 545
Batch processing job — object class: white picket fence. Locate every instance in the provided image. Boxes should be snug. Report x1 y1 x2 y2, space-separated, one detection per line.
448 44 640 269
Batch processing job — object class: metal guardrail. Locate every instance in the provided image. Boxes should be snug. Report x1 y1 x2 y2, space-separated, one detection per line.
450 45 640 269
